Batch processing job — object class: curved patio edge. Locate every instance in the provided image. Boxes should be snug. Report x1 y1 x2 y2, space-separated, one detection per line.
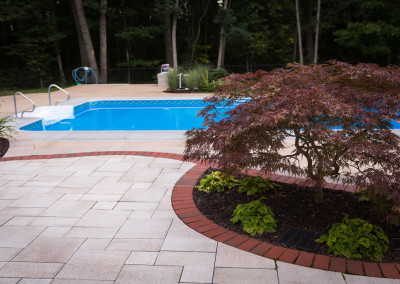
1 151 399 280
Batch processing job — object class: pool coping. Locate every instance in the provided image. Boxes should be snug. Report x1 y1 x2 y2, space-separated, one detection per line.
0 151 399 280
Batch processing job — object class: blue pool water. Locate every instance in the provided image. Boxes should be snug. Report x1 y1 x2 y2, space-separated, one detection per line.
20 100 236 131
20 99 400 132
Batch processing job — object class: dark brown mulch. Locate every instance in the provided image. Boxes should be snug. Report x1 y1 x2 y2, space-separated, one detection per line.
0 137 9 158
193 168 400 263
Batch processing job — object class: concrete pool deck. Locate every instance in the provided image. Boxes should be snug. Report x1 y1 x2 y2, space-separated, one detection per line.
0 84 399 283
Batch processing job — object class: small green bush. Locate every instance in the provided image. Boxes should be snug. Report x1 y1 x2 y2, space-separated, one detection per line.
185 66 208 91
0 115 16 140
197 171 239 193
167 68 180 91
238 176 276 195
208 68 230 81
231 197 277 236
316 216 389 262
199 70 222 92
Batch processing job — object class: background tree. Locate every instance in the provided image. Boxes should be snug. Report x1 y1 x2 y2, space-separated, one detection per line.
99 0 107 83
184 61 400 214
1 0 400 89
216 0 233 68
71 0 100 80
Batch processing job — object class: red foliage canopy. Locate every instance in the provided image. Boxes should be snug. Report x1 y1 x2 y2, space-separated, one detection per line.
184 61 400 219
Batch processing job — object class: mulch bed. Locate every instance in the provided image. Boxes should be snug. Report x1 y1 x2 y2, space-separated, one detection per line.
193 168 400 263
0 137 9 158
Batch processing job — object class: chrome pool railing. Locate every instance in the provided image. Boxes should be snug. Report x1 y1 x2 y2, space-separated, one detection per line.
14 91 36 118
48 84 70 106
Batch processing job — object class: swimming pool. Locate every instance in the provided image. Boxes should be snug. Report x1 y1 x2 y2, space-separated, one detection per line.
20 99 237 131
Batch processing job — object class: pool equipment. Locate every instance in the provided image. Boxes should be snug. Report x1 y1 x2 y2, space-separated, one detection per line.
72 67 98 85
161 64 169 73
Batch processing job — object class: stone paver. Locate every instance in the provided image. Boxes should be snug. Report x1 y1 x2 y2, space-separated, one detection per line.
216 243 275 269
55 250 130 280
277 261 346 284
0 153 397 283
13 237 85 263
213 267 278 284
0 226 46 248
115 265 182 284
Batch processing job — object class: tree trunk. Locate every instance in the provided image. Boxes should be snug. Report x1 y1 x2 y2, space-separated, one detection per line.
172 0 179 68
99 0 107 84
303 0 314 64
293 26 298 62
121 0 131 83
313 0 321 64
190 0 211 66
217 0 229 69
55 43 66 85
314 178 324 203
163 0 173 65
295 0 304 64
70 0 88 66
72 0 100 81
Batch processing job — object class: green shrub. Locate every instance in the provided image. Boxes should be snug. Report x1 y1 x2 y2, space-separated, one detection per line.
167 68 180 91
231 197 277 236
238 176 276 195
316 216 389 262
208 68 230 81
199 70 222 92
185 66 208 91
197 171 239 193
0 115 16 140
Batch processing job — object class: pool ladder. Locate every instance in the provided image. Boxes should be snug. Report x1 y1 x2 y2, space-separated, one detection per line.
13 84 70 118
14 92 35 118
48 84 70 106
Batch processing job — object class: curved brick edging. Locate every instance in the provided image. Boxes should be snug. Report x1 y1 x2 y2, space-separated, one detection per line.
1 151 399 279
171 164 400 280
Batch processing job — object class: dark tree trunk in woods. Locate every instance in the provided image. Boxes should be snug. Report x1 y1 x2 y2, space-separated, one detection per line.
72 0 100 81
313 0 321 64
295 0 304 64
121 0 131 83
303 0 314 64
99 0 107 83
55 43 66 85
190 0 211 66
217 0 230 69
163 0 173 65
172 0 179 68
71 0 89 66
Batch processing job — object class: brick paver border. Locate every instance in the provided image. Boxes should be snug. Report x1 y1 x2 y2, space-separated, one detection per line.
1 151 399 280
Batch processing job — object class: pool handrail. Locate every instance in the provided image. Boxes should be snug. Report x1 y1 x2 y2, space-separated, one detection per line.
14 91 36 118
48 84 70 106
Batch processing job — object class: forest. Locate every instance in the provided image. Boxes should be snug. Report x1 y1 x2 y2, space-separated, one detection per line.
0 0 399 89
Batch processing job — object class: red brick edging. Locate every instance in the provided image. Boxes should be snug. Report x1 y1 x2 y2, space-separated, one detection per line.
1 151 399 279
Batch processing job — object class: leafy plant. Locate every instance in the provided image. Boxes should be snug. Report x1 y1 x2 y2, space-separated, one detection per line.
316 216 389 262
208 68 230 81
0 115 17 140
238 176 276 195
184 66 208 91
231 197 277 236
167 68 180 91
357 183 400 226
184 60 400 221
197 171 239 193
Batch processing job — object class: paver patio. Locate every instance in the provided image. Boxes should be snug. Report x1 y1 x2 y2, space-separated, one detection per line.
0 154 398 283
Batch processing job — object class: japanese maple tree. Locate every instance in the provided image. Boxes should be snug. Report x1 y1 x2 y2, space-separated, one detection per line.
184 61 400 223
